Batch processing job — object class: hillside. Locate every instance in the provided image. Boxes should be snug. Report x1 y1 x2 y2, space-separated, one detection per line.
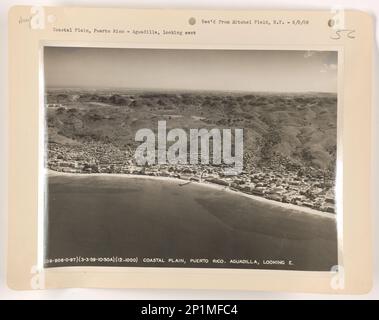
46 89 337 172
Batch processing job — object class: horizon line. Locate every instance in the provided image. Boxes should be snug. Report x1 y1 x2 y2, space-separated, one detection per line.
45 87 337 95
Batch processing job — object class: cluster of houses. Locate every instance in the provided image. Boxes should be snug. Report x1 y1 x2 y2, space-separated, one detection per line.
48 142 336 214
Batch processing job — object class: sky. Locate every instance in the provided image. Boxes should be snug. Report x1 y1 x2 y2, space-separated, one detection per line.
44 47 338 93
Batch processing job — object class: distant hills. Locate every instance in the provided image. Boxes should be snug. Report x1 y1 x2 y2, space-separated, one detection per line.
46 90 337 172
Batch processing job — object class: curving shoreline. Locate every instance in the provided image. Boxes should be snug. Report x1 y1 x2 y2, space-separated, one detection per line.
47 169 336 219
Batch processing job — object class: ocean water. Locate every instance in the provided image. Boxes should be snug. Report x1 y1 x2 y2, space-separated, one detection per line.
45 174 338 271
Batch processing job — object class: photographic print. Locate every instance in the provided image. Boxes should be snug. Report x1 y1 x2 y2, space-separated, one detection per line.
44 47 338 271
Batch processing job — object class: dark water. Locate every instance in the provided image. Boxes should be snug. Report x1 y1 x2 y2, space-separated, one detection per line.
45 174 338 271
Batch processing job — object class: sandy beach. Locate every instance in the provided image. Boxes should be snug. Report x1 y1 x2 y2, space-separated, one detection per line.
47 170 336 219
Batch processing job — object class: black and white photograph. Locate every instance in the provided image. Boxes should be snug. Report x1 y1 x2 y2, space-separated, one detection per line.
44 47 338 271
